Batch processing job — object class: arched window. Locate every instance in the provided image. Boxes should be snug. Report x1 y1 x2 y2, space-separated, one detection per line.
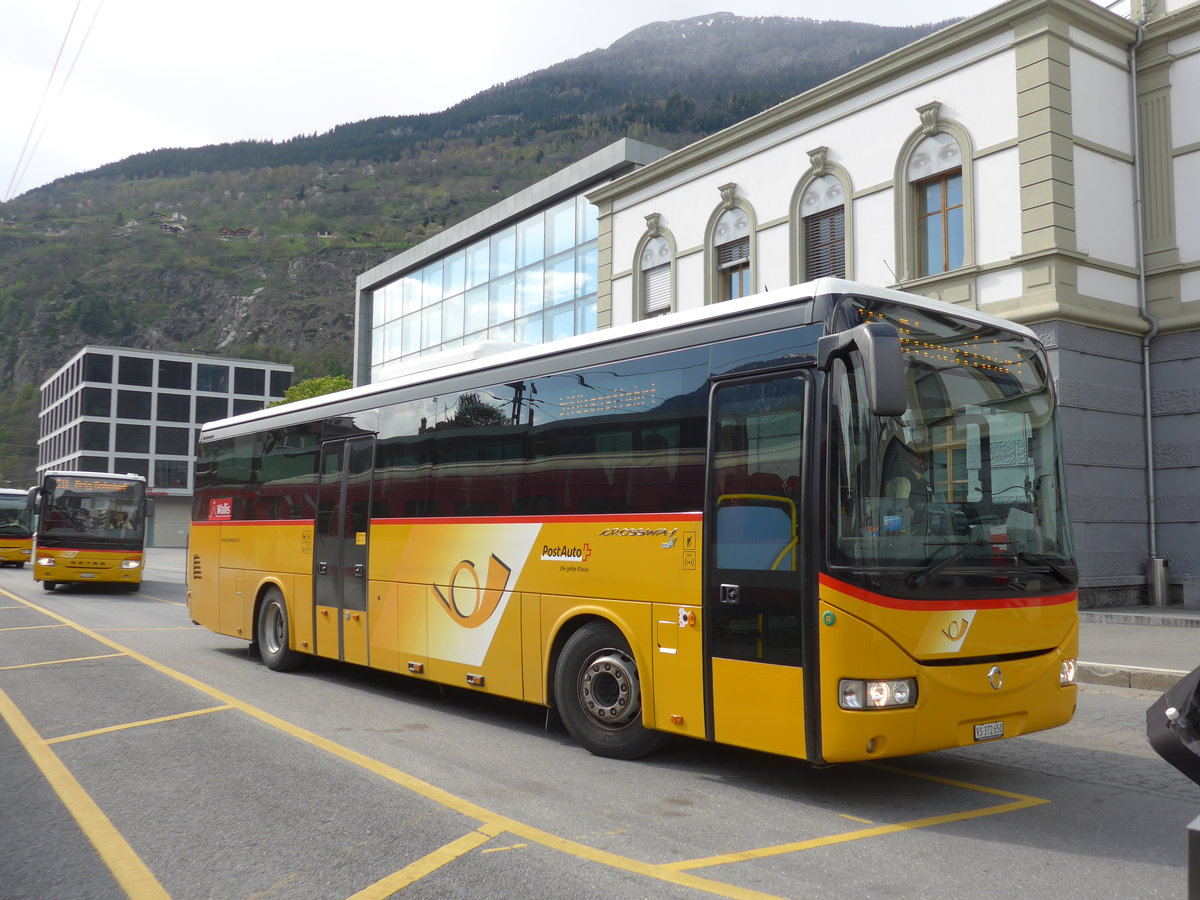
705 184 757 303
908 132 963 276
635 229 674 320
894 103 974 282
791 149 852 283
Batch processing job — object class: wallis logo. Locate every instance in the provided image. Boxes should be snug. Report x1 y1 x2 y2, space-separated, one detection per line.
433 554 512 628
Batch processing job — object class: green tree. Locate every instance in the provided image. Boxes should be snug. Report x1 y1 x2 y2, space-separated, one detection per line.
270 374 351 407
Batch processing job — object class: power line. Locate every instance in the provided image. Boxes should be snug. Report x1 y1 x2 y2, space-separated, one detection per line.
13 0 105 198
4 0 102 201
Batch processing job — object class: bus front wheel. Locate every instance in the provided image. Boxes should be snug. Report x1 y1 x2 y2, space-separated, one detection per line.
554 621 665 760
257 588 304 672
42 581 56 591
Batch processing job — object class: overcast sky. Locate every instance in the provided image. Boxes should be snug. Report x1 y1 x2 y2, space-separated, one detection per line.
1 0 1002 201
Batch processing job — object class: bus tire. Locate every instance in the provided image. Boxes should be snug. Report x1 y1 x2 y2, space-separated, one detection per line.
553 621 665 760
257 587 304 672
42 581 56 591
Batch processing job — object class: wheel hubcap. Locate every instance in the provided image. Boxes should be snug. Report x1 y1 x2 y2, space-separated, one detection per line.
578 649 640 728
264 603 283 654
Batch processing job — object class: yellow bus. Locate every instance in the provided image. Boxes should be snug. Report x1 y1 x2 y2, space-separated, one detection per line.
31 471 152 591
188 278 1078 763
0 487 34 568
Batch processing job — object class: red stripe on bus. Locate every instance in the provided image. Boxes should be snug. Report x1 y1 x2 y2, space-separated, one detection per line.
819 572 1076 611
191 519 315 527
373 512 703 527
39 547 145 556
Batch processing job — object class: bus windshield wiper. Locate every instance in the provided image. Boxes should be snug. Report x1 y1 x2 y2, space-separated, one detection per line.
1016 551 1074 586
906 539 987 589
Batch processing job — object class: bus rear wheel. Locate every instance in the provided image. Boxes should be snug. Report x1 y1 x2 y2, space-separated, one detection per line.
257 587 304 672
554 621 665 760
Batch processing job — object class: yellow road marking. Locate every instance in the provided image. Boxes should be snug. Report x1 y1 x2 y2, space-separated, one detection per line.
2 587 1053 899
48 705 234 744
664 795 1045 871
1 653 124 671
347 824 504 898
839 814 874 824
0 623 69 632
0 688 170 899
481 842 529 853
133 591 186 607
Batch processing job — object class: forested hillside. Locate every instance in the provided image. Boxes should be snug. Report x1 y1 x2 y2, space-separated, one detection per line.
0 12 949 486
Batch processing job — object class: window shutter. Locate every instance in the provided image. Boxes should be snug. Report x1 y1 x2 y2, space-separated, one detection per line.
717 237 750 268
642 264 671 317
804 208 845 279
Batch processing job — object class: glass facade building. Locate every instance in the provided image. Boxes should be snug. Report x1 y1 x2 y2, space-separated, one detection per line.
354 139 670 385
369 195 598 377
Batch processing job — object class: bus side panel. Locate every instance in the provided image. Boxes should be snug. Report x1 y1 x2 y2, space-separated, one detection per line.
521 593 544 704
218 522 312 579
292 574 314 655
187 524 222 632
711 658 806 756
218 568 248 640
426 587 525 699
651 603 705 738
368 580 402 674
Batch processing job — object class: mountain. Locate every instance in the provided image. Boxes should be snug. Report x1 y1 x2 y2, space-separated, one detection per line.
0 12 951 486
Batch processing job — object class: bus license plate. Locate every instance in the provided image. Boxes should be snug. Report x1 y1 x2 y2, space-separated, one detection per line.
974 721 1004 741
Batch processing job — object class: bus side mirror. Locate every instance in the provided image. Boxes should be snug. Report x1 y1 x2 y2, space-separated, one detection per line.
818 322 908 417
145 498 156 517
26 486 39 509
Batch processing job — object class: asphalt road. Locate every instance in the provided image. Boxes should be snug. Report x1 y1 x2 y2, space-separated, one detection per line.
1 555 1198 899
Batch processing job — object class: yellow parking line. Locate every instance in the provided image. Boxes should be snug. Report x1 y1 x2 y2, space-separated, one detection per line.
347 823 504 899
0 689 170 899
664 795 1044 872
0 623 69 632
48 705 234 744
1 653 126 671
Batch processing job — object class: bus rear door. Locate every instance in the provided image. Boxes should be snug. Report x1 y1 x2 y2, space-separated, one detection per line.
314 437 375 665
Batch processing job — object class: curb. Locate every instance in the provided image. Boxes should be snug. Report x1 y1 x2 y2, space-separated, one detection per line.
1078 661 1188 692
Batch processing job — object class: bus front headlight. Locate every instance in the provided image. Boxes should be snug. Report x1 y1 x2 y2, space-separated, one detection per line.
839 678 917 710
1060 658 1077 685
36 556 55 567
120 559 142 570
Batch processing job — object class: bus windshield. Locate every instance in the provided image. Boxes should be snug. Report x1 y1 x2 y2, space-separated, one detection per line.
41 474 146 542
828 296 1075 597
0 493 32 536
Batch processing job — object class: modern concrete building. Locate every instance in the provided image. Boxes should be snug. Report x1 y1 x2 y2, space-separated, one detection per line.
353 0 1200 608
37 347 293 547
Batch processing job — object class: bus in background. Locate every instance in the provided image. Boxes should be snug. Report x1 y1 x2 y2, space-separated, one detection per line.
189 278 1078 764
0 487 34 568
30 471 153 591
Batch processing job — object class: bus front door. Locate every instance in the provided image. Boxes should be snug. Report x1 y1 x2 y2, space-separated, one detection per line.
704 373 810 758
314 436 375 665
